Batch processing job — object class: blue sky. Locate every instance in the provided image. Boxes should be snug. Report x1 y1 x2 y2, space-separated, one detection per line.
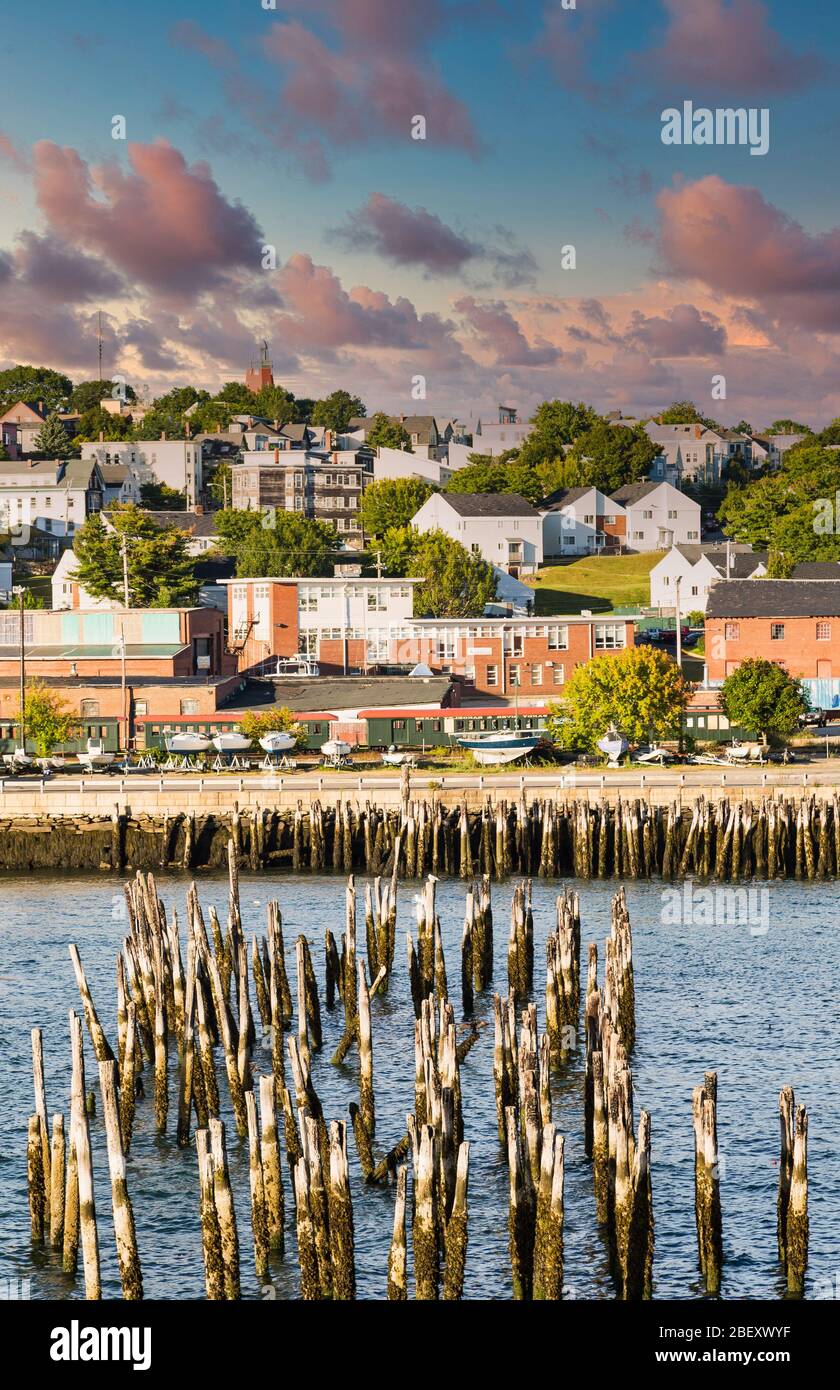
2 1 840 425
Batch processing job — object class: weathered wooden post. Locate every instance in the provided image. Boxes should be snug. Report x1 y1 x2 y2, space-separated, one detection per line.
99 1060 143 1299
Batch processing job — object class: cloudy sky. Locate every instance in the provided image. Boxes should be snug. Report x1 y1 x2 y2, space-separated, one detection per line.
1 0 840 425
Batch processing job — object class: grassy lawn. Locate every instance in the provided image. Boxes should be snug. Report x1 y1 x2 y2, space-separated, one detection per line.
525 552 664 615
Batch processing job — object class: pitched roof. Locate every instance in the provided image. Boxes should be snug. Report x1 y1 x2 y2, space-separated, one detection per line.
789 561 840 579
609 481 661 505
706 579 840 619
542 487 592 509
672 545 768 576
105 509 220 538
440 491 538 518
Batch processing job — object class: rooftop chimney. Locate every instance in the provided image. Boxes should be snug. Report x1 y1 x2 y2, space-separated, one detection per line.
274 447 279 463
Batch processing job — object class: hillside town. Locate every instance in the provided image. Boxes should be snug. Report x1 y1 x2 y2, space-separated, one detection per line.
0 356 837 768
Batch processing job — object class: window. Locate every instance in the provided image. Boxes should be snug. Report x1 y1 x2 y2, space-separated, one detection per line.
486 665 498 686
594 623 625 650
547 625 568 650
583 514 594 524
134 700 148 715
563 535 575 546
817 622 831 640
633 531 645 541
725 622 740 641
691 586 698 596
300 591 318 612
393 719 405 731
668 510 677 519
531 665 542 686
642 509 653 519
509 666 521 687
771 623 785 640
552 665 565 685
180 699 200 715
80 700 99 718
511 634 524 657
686 531 699 540
367 591 387 611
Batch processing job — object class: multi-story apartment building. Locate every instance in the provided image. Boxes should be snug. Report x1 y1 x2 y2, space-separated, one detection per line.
81 439 202 507
0 457 104 539
231 447 374 547
705 579 840 710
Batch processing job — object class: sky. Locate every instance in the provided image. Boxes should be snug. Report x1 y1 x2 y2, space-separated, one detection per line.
2 0 840 426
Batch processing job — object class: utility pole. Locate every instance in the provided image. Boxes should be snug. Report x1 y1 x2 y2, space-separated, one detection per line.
119 622 128 754
12 585 25 752
375 549 382 579
120 533 130 607
675 576 682 671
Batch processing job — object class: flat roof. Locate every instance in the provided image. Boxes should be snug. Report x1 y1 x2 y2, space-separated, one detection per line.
410 614 639 625
219 576 422 586
0 644 187 660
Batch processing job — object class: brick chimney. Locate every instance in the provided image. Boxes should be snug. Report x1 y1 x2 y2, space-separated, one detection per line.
99 431 104 442
694 424 702 438
216 422 221 433
324 429 333 450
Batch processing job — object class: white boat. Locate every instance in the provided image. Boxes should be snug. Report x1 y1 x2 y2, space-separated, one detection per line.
725 741 765 763
321 738 352 766
456 728 543 766
633 745 675 765
165 732 212 754
78 739 116 769
597 727 628 765
3 748 33 771
258 730 297 755
382 746 409 766
270 653 320 678
212 731 252 753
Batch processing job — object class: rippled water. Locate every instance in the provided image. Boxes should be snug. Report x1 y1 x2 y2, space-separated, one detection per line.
1 871 838 1301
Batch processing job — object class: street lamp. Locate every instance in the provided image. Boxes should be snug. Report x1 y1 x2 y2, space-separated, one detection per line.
11 585 25 754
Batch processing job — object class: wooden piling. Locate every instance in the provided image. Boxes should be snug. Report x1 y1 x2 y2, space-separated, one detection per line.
99 1060 143 1299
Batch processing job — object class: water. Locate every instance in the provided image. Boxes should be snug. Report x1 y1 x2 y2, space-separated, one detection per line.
1 871 838 1301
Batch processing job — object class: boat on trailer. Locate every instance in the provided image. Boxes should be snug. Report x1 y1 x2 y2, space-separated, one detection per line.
258 730 297 755
165 731 212 754
455 728 544 766
211 731 252 754
597 727 629 766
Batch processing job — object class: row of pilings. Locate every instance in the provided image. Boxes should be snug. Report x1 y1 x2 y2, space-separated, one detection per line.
2 792 840 880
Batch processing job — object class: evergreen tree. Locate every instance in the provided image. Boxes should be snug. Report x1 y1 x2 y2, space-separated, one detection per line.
73 506 198 607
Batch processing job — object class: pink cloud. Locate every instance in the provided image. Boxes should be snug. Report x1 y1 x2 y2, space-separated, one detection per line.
334 193 478 272
31 139 265 300
627 303 727 357
454 295 560 367
657 176 840 330
0 132 29 172
639 0 823 94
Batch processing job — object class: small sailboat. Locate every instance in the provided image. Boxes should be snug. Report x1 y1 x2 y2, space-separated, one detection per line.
211 731 252 753
455 727 543 766
258 730 297 755
596 726 628 766
165 731 212 754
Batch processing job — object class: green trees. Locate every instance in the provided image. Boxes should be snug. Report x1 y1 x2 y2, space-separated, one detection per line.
18 681 76 757
237 706 308 749
0 365 73 413
719 444 840 565
564 420 660 492
547 646 689 751
446 460 544 505
657 401 719 428
69 380 136 413
73 506 198 607
33 413 75 458
719 659 809 743
380 526 495 618
765 419 812 435
220 510 337 578
251 384 298 423
359 478 433 537
517 400 599 470
366 412 413 452
76 406 134 442
311 390 366 432
139 482 187 511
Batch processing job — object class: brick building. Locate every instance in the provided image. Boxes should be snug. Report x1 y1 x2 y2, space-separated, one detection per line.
705 579 840 709
224 576 636 697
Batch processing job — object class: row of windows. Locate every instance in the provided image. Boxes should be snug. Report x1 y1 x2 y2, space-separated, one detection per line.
487 665 565 687
724 622 832 641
